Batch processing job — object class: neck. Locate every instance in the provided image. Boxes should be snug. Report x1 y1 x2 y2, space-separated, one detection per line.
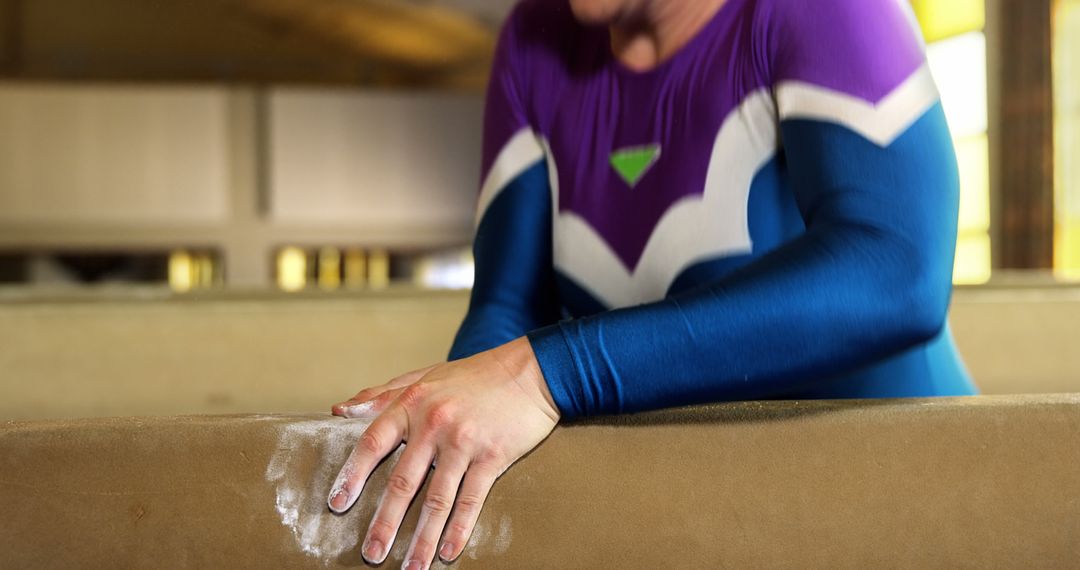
609 0 727 71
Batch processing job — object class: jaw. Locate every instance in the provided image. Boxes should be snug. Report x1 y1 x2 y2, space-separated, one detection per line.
569 0 649 26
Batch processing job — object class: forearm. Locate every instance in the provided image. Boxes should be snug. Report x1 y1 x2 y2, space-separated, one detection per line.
450 160 559 361
529 223 948 418
530 106 960 419
450 300 553 360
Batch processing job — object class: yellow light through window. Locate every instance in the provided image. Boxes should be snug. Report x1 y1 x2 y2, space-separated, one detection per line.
318 247 342 290
910 0 985 43
277 247 307 292
953 134 992 284
367 249 390 290
344 249 368 289
927 33 988 138
954 232 993 285
196 253 214 288
1055 0 1080 279
168 250 194 292
954 136 991 231
915 1 991 285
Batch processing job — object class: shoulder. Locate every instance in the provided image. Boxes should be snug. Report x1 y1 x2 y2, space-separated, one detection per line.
753 0 922 35
752 0 927 102
491 1 604 123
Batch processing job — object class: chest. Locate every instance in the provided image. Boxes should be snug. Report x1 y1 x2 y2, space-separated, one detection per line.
540 63 774 269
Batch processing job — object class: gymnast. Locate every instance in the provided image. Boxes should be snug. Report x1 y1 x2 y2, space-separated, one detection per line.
326 1 977 567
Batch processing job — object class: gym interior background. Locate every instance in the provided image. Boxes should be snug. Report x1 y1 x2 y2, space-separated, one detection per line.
0 0 1078 419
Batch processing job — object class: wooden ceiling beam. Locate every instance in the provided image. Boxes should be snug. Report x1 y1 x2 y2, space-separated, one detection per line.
0 0 495 87
226 0 495 70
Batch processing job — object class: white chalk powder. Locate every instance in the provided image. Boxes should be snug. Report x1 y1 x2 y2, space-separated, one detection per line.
265 418 378 564
464 513 514 560
265 417 513 566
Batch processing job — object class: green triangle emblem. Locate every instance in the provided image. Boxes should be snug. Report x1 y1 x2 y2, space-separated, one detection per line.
610 144 661 188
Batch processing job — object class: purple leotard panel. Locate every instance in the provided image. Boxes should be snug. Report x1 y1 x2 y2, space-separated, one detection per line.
482 0 926 272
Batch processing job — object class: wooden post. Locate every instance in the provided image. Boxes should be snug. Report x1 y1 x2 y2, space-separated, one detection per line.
0 0 21 76
987 0 1056 269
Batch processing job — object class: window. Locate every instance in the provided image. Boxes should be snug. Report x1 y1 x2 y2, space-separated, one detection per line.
1055 0 1080 278
911 0 991 284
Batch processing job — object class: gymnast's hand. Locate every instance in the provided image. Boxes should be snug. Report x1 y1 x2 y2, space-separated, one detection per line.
327 337 559 568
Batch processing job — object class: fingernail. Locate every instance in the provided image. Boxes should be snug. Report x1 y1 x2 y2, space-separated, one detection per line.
327 488 349 512
327 475 349 512
438 542 455 561
328 463 359 513
363 538 386 564
328 482 359 514
401 560 423 570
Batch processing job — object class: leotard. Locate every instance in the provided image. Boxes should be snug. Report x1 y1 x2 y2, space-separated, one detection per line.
450 0 978 419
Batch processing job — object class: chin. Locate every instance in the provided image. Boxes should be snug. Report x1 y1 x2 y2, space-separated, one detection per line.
568 0 620 25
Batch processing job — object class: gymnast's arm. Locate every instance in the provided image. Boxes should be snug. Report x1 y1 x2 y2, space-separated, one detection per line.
527 0 961 419
447 12 559 360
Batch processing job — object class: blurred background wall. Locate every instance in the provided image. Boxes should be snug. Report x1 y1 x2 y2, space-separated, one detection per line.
0 0 1078 419
0 0 515 290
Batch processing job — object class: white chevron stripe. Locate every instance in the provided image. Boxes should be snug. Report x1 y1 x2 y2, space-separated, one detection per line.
475 66 942 310
775 63 940 146
474 128 545 227
550 89 778 308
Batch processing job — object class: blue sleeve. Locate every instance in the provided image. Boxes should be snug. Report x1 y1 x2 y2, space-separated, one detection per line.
527 3 961 419
448 10 560 360
529 105 959 418
450 163 560 359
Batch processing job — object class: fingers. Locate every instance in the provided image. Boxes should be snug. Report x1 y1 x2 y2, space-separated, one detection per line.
331 365 438 417
437 462 502 563
331 399 378 418
327 407 407 514
332 387 402 420
362 438 437 565
402 454 469 570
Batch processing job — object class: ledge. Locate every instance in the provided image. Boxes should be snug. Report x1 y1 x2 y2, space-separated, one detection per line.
2 394 1078 567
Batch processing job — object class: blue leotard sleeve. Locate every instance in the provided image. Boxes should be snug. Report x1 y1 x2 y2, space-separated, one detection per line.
448 12 560 360
529 100 960 417
453 0 963 420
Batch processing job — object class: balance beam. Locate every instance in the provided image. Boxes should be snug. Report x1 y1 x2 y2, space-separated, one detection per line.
1 394 1077 567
